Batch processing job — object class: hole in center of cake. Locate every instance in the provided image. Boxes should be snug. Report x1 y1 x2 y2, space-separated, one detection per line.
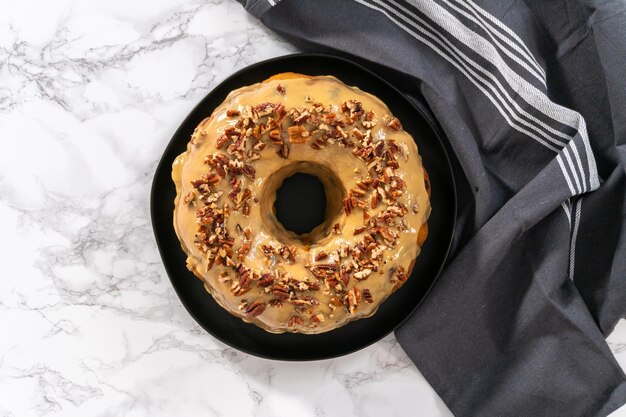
275 173 326 235
261 162 345 246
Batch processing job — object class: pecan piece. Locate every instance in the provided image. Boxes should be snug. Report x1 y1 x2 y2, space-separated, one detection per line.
278 245 297 263
371 193 380 209
237 241 251 261
277 143 290 159
356 178 373 190
347 286 361 314
350 187 366 198
288 316 304 327
288 125 309 143
354 268 372 280
387 117 402 131
311 313 325 323
269 129 282 144
362 288 373 303
390 266 408 284
330 296 342 307
231 266 252 296
255 102 275 117
216 134 229 149
257 273 275 287
343 196 356 215
245 300 266 318
272 283 290 301
291 295 320 306
226 109 240 117
242 164 256 180
341 272 350 286
353 225 367 236
268 299 283 307
183 191 195 204
315 251 328 261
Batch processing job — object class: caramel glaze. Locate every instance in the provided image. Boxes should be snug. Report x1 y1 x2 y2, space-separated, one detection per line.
172 75 431 334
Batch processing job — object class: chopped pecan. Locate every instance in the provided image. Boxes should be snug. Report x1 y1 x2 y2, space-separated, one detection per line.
373 141 385 157
268 299 283 307
242 201 251 216
276 84 286 95
237 241 251 261
291 295 320 306
288 316 304 327
311 313 325 323
216 134 229 149
231 265 252 296
272 283 290 301
341 272 350 286
226 109 240 117
261 244 275 256
330 296 342 307
242 164 256 180
315 251 328 261
387 117 402 131
347 286 361 314
183 191 195 204
350 187 366 198
254 102 275 117
269 129 282 144
310 137 327 150
278 245 297 263
341 100 364 122
274 103 286 118
343 196 356 215
353 268 372 280
362 111 378 129
277 143 290 159
390 266 408 284
308 263 337 279
321 112 336 124
362 288 373 303
288 125 309 143
353 225 367 236
293 111 310 125
352 128 364 141
373 226 397 243
257 273 275 287
371 193 380 209
245 300 266 318
332 223 341 235
356 178 373 190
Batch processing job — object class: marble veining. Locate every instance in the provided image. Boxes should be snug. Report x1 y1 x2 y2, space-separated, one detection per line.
0 0 623 416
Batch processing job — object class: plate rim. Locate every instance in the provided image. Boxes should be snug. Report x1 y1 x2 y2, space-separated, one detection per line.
150 52 457 361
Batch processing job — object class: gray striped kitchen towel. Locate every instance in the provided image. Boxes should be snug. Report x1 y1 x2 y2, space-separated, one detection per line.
237 1 626 415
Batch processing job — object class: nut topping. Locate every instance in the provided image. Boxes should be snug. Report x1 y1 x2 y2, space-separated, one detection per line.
315 251 328 261
288 316 304 327
288 125 309 143
387 117 402 131
347 286 361 314
362 288 373 303
245 300 266 318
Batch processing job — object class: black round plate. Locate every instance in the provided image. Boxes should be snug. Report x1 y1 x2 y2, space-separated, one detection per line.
151 53 456 361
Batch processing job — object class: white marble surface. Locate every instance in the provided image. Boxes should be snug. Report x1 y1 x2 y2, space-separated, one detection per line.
0 1 624 416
